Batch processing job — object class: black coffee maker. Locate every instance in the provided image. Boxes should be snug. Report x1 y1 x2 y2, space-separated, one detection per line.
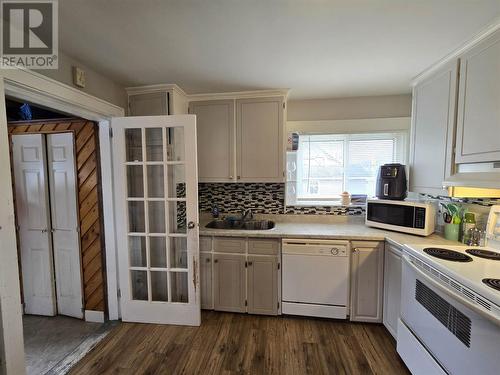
375 163 407 200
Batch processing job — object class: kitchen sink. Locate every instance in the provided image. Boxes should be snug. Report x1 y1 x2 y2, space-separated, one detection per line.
205 219 275 230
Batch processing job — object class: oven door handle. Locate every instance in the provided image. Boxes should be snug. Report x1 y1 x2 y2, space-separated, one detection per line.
403 255 500 326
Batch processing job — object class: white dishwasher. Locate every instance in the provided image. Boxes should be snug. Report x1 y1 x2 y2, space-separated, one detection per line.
282 239 350 319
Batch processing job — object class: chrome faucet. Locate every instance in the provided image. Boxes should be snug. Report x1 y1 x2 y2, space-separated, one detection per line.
240 209 253 222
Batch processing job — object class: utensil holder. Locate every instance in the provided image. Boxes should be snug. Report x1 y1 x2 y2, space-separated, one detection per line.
444 223 460 242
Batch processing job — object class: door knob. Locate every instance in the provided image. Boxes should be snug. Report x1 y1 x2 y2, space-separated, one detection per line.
187 221 196 229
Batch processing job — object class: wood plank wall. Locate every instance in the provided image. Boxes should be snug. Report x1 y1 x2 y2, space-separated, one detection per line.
8 118 106 313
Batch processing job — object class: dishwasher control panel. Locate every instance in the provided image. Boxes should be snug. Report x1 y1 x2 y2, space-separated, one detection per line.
282 239 350 257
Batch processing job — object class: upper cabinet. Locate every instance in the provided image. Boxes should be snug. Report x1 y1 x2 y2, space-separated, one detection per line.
190 95 286 183
190 100 235 182
410 26 500 190
455 31 500 164
127 84 189 116
409 61 458 196
129 92 169 116
236 97 284 182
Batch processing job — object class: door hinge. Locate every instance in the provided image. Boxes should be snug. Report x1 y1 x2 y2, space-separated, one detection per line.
245 300 247 306
277 301 280 309
117 288 121 298
283 102 286 109
109 127 113 138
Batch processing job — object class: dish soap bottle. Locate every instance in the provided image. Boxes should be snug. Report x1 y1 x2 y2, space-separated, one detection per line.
462 212 476 244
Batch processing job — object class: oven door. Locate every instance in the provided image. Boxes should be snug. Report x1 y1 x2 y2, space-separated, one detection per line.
400 255 500 375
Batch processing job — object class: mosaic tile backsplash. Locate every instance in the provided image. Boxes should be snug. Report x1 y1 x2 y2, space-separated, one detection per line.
198 183 366 215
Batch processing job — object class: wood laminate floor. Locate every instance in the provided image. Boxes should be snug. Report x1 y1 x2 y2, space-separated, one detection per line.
70 311 409 375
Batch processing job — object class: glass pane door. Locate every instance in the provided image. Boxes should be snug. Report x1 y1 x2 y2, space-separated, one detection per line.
113 115 199 326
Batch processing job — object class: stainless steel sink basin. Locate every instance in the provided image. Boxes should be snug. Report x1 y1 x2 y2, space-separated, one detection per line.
205 219 275 230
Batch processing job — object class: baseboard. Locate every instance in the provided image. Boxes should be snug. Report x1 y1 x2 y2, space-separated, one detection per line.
85 310 105 323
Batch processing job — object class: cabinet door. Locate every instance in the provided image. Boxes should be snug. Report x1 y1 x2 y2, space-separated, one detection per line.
383 244 402 338
200 252 213 309
410 61 458 195
456 30 500 163
128 92 168 116
350 241 384 323
213 253 246 312
247 255 278 315
190 100 235 182
236 97 284 182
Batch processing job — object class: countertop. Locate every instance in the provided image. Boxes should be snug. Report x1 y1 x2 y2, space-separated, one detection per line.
198 214 460 249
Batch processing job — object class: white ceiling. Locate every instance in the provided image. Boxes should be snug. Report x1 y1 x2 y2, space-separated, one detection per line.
59 0 500 99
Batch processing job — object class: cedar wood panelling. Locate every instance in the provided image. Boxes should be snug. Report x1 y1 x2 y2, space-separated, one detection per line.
8 118 106 313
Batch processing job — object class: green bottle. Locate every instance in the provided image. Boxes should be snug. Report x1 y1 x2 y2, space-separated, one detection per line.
462 212 476 244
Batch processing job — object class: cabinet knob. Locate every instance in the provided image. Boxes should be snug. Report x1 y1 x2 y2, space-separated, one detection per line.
214 259 218 263
248 261 253 266
206 258 211 263
237 176 241 180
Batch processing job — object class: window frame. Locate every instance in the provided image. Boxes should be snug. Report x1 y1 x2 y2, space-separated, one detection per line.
286 131 408 207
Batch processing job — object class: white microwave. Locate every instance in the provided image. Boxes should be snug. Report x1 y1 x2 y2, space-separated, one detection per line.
365 199 436 236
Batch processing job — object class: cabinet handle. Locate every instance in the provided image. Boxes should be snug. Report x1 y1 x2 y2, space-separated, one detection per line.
248 261 253 266
229 175 233 179
353 248 358 253
237 176 241 180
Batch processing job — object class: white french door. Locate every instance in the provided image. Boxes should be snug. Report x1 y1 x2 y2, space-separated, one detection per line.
112 115 200 326
47 133 84 319
12 133 84 318
12 134 56 316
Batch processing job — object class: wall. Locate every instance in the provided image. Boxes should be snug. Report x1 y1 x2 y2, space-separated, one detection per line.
287 94 412 121
34 51 127 109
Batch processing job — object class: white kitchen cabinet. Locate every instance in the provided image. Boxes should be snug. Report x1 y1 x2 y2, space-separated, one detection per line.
127 85 189 116
129 92 168 116
200 252 213 309
236 97 284 182
410 61 458 196
189 100 235 182
213 253 247 313
350 241 384 323
456 29 500 164
247 255 279 315
383 243 402 338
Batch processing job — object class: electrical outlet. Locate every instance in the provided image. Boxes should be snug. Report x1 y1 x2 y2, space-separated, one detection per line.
73 66 86 88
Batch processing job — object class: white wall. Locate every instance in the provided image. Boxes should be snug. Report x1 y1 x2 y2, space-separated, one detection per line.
287 94 412 121
34 51 127 109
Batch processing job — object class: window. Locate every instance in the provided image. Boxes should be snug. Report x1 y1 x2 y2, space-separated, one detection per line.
286 132 407 206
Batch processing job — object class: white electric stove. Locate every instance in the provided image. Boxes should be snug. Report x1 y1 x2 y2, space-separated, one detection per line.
397 205 500 375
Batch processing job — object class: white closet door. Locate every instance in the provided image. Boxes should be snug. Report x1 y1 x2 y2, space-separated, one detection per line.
12 134 56 316
47 133 84 319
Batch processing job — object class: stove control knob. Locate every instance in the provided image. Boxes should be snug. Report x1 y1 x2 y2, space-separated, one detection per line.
331 247 339 255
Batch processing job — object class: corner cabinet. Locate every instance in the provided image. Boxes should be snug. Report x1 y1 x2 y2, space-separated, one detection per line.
409 61 458 196
190 100 235 182
455 30 500 164
350 241 384 323
236 97 285 182
383 243 402 338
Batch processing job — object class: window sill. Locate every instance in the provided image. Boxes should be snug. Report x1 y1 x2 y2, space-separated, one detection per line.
286 201 366 208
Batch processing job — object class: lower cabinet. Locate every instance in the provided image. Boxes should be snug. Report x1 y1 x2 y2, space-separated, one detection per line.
383 243 402 338
200 252 213 309
247 255 279 315
350 241 384 323
201 236 280 316
213 253 247 312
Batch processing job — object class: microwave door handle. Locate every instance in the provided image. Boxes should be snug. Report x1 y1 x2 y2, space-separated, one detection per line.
402 255 500 326
383 183 389 196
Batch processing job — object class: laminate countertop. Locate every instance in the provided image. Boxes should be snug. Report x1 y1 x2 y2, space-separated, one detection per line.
198 214 459 249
